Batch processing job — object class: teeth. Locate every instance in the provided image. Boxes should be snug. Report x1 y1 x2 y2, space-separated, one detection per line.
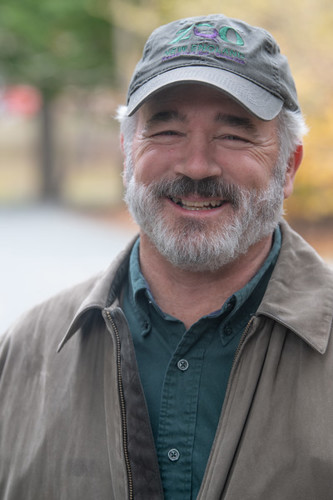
171 197 223 210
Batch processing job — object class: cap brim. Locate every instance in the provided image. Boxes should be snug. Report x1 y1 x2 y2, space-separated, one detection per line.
127 66 283 121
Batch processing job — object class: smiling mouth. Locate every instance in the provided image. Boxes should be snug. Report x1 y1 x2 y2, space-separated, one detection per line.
169 197 225 211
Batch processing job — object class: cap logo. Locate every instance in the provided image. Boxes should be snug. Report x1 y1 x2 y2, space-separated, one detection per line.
163 21 246 64
169 22 244 46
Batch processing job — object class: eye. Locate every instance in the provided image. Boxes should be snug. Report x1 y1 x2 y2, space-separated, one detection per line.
148 129 185 144
221 134 248 142
153 130 182 137
214 133 252 149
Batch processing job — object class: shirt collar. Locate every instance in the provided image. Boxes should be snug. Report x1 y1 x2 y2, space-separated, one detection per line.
128 228 282 332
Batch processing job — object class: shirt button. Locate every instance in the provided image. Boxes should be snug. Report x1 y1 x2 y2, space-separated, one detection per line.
224 325 233 336
226 301 233 311
177 359 189 371
168 448 180 462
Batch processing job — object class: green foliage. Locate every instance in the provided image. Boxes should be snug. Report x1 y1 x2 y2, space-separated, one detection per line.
0 0 114 94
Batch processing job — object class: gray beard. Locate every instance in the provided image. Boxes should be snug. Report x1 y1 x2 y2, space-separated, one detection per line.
124 170 285 272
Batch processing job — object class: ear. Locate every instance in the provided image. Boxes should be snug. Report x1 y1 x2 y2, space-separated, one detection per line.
283 144 303 199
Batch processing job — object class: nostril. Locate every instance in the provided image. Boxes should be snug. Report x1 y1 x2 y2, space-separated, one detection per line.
175 150 221 180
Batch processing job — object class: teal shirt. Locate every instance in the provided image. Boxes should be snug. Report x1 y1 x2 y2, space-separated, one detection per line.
122 229 281 499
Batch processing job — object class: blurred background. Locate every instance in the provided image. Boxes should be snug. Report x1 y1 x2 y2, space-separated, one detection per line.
0 0 332 331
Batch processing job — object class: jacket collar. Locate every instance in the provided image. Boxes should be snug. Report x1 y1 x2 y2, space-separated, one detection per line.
257 220 333 354
58 222 333 355
57 237 138 352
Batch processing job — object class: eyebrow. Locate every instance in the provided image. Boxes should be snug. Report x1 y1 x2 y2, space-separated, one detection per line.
215 113 257 132
144 109 258 133
145 110 186 129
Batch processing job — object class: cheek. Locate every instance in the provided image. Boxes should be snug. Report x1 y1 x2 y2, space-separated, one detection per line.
217 150 276 190
242 146 279 189
132 145 180 183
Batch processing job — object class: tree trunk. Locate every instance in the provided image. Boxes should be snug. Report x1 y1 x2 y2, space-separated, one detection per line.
40 94 59 200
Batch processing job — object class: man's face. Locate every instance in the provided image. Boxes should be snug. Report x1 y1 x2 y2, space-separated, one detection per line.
124 84 286 271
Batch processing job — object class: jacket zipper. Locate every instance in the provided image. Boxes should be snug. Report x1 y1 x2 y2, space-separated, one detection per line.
223 315 256 404
233 315 256 365
105 310 134 500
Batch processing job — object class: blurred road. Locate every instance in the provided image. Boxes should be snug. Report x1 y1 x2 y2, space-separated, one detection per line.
0 204 137 333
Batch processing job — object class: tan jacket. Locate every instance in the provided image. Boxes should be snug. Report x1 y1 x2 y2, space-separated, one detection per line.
1 221 333 500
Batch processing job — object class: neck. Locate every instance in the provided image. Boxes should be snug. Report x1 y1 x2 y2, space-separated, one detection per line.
139 232 273 330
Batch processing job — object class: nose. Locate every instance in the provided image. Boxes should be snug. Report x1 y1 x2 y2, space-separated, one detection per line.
174 135 222 180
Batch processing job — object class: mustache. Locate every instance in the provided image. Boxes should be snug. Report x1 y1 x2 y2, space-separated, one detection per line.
147 176 245 208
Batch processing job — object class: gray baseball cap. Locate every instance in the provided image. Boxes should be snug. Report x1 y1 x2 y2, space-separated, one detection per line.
126 14 300 120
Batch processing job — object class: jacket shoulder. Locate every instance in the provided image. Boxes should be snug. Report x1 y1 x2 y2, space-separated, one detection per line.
0 238 135 368
0 274 102 361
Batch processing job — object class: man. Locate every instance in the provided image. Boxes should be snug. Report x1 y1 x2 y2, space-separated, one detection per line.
1 13 333 500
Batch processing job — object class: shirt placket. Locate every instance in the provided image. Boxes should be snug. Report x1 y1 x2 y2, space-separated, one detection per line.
156 330 212 499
